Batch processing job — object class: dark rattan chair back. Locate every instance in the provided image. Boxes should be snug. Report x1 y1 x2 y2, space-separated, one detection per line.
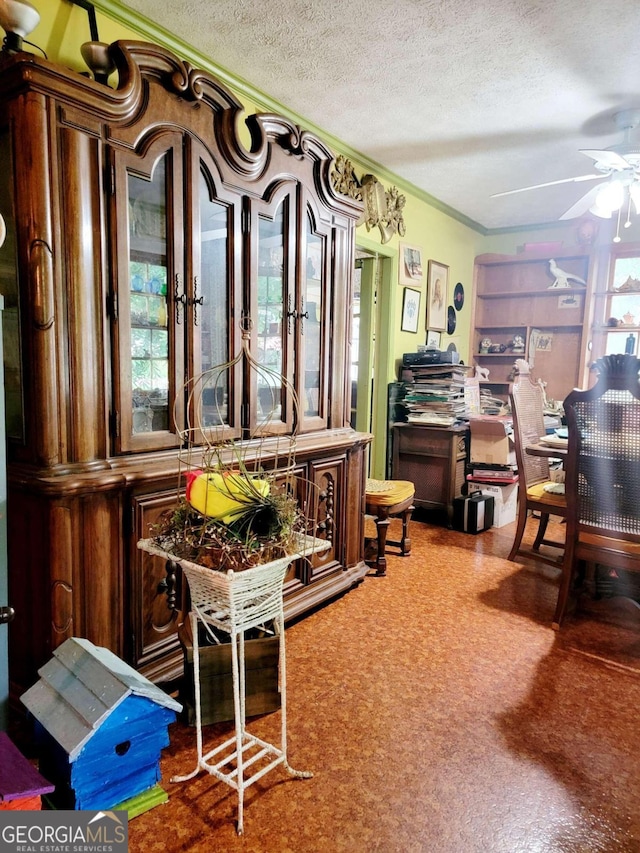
554 354 640 627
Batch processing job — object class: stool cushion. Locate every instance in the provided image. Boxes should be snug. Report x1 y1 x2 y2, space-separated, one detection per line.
365 479 415 507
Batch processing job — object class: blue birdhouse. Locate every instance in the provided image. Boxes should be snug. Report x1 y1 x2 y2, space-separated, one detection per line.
21 637 182 811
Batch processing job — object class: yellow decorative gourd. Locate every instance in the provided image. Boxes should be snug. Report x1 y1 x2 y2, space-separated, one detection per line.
185 470 270 523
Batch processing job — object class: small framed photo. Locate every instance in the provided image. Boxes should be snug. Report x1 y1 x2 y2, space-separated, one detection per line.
531 329 554 352
401 288 421 333
399 244 424 286
558 293 582 310
426 330 441 349
427 260 448 331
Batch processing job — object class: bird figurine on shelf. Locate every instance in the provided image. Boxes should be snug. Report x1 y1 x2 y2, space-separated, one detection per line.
185 469 271 523
548 259 586 289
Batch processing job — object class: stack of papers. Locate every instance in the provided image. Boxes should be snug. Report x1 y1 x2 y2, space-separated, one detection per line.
401 364 473 426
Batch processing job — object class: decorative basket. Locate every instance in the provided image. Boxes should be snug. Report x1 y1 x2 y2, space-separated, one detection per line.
138 533 329 635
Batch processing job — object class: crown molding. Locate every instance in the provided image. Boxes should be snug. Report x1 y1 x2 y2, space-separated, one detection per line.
93 1 488 234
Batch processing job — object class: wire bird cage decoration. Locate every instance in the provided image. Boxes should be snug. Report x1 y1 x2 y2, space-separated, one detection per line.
140 314 330 573
137 315 330 835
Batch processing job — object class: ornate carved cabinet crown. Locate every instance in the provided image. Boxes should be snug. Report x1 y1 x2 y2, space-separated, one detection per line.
0 41 369 701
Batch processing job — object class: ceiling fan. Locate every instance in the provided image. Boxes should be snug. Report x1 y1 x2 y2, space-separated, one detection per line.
492 109 640 241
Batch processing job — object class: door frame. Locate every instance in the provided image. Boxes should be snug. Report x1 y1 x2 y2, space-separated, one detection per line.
354 236 397 480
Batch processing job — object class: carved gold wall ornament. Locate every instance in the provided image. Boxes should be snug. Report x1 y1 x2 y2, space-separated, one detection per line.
331 160 406 244
356 174 406 245
358 174 385 229
384 185 406 240
331 155 362 200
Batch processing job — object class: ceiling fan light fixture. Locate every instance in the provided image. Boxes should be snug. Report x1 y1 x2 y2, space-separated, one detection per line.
629 181 640 215
588 204 613 220
591 179 625 218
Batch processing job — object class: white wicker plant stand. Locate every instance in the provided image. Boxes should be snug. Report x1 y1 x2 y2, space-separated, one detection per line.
138 534 327 835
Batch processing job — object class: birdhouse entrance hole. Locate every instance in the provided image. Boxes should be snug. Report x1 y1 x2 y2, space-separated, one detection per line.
115 740 131 756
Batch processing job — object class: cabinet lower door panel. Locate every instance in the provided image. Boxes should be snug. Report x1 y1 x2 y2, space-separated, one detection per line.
130 491 183 681
305 456 345 581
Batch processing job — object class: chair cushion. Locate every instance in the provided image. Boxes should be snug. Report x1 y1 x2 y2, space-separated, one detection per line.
526 481 567 508
365 479 415 507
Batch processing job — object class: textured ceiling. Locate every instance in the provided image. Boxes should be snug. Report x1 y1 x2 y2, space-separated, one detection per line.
120 0 640 231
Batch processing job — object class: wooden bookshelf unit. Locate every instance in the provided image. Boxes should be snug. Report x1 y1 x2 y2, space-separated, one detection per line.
472 250 593 403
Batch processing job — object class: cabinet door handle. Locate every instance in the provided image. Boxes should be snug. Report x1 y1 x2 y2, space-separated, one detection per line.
174 273 187 324
30 238 55 330
286 293 297 335
192 276 204 327
157 560 179 612
299 297 309 335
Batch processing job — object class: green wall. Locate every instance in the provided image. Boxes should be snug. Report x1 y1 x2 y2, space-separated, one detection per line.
22 1 640 477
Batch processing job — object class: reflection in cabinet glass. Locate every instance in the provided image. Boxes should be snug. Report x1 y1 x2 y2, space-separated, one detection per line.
0 129 22 441
257 207 285 421
304 215 322 418
128 157 170 435
197 169 229 427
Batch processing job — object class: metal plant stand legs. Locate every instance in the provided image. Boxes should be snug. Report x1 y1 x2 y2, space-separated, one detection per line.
170 559 312 835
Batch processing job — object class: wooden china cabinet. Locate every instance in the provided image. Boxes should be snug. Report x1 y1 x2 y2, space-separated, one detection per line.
0 41 370 703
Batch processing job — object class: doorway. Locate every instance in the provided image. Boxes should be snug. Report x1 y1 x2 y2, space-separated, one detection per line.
350 243 395 479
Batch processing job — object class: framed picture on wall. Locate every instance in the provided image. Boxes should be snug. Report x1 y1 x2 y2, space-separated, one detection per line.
427 259 448 331
399 243 424 286
401 288 421 333
426 330 441 349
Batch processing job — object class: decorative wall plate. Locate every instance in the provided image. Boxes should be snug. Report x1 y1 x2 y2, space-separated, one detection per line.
453 282 464 311
447 305 456 335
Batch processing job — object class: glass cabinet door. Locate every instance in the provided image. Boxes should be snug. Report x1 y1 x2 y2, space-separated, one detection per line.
298 205 331 432
112 139 336 453
186 150 241 443
112 135 185 452
300 209 328 430
249 189 296 435
0 128 23 445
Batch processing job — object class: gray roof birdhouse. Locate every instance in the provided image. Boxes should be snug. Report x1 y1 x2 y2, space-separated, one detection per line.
21 637 181 811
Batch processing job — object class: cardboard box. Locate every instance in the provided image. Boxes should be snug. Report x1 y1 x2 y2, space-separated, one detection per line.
468 416 516 466
453 493 494 533
179 622 280 725
468 481 518 528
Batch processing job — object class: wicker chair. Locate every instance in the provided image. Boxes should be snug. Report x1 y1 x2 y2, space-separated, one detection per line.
508 364 567 567
554 354 640 628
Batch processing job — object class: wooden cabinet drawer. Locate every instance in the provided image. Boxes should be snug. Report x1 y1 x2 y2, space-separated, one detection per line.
396 427 451 457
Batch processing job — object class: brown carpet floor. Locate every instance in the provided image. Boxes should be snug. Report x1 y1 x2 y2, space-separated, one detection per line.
128 515 640 852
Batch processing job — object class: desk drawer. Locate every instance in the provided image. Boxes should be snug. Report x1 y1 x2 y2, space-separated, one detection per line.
396 428 451 457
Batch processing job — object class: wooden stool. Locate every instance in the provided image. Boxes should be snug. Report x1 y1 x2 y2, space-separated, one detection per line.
365 479 415 576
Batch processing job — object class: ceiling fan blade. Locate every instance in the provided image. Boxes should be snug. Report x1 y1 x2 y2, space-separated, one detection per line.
491 173 602 198
559 184 609 220
580 149 630 171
